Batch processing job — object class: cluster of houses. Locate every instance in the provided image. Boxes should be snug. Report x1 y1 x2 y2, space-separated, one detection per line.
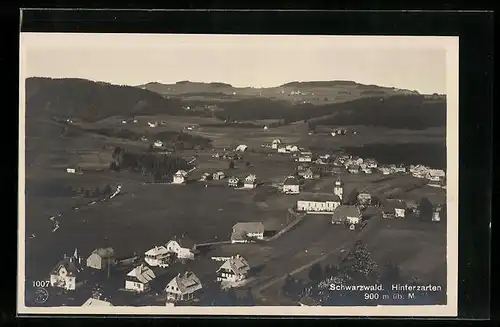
48 228 262 306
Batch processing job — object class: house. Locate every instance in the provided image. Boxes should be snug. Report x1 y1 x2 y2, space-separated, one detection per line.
315 158 328 165
153 140 163 148
173 170 188 184
357 193 372 205
297 193 341 213
278 146 288 153
165 271 202 302
125 264 156 292
347 164 360 174
216 254 250 283
361 167 373 174
299 167 319 180
382 200 406 218
165 238 197 260
286 145 299 152
283 175 300 194
199 172 212 181
379 166 392 175
364 158 378 169
213 171 226 180
144 246 170 267
331 205 362 225
82 297 113 306
271 138 282 149
50 249 84 291
235 144 248 152
394 165 407 174
231 222 265 243
86 247 116 271
244 174 257 189
228 176 241 187
432 205 442 222
66 168 76 174
298 152 313 162
148 121 158 128
426 169 446 182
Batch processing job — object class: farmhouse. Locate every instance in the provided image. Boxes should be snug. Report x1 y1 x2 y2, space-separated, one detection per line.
298 151 313 162
173 170 188 184
382 200 407 218
331 205 362 225
299 167 319 180
165 271 203 303
347 164 360 174
278 146 288 153
379 166 392 175
235 144 248 152
216 254 251 283
283 175 300 194
426 169 446 182
86 247 116 271
125 264 156 292
166 237 197 260
231 222 265 243
144 246 170 267
432 205 443 222
50 249 84 291
357 193 372 205
148 121 158 128
82 297 113 306
244 174 257 189
199 172 212 181
286 145 299 152
297 193 341 213
315 158 328 165
364 158 378 168
271 138 282 149
213 171 226 180
228 176 241 187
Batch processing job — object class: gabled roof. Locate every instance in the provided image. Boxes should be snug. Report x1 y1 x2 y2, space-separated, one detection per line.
127 264 156 283
300 193 341 203
145 246 169 257
91 247 115 259
82 298 113 306
217 255 250 275
175 170 187 176
166 271 202 294
51 255 84 276
384 199 406 211
229 176 240 181
332 205 362 221
245 174 256 182
167 236 196 250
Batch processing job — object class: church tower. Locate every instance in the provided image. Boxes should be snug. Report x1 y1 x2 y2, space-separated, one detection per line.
334 177 344 202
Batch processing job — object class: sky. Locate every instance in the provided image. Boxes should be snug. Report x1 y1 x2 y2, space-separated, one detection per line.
20 33 454 94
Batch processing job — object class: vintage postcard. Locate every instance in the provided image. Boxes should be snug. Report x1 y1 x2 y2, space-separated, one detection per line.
18 33 458 317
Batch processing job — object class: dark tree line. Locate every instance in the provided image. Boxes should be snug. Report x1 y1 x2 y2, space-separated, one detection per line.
110 146 189 182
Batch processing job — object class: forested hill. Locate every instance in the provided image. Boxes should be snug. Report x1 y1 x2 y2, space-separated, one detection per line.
25 77 185 122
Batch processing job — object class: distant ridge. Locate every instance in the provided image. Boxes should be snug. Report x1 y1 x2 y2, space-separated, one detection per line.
280 80 360 87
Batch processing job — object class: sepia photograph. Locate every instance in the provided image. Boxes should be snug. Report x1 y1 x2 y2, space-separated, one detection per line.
18 33 458 316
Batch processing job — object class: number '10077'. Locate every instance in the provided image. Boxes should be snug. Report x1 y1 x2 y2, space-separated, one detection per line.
32 280 50 288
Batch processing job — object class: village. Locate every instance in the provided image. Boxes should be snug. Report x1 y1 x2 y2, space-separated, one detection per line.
31 127 447 308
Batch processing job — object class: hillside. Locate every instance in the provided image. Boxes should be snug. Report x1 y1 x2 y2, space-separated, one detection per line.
26 77 186 122
25 77 446 130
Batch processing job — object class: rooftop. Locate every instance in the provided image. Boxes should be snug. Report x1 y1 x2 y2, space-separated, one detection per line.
299 193 341 203
283 175 300 185
332 205 362 220
91 247 115 258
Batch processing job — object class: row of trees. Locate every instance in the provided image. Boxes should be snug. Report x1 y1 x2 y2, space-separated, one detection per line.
110 146 189 182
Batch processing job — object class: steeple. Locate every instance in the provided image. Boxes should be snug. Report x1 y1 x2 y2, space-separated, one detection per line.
334 176 344 201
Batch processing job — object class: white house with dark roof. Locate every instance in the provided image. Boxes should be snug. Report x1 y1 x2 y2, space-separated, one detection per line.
228 176 241 187
144 245 170 267
165 237 196 260
125 264 156 292
212 171 225 180
271 138 282 149
173 170 188 184
382 200 407 218
283 175 300 194
50 249 84 291
331 205 362 226
164 271 203 302
235 144 248 152
231 222 265 243
357 193 372 205
216 254 251 283
297 193 341 214
244 174 257 189
86 247 116 271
